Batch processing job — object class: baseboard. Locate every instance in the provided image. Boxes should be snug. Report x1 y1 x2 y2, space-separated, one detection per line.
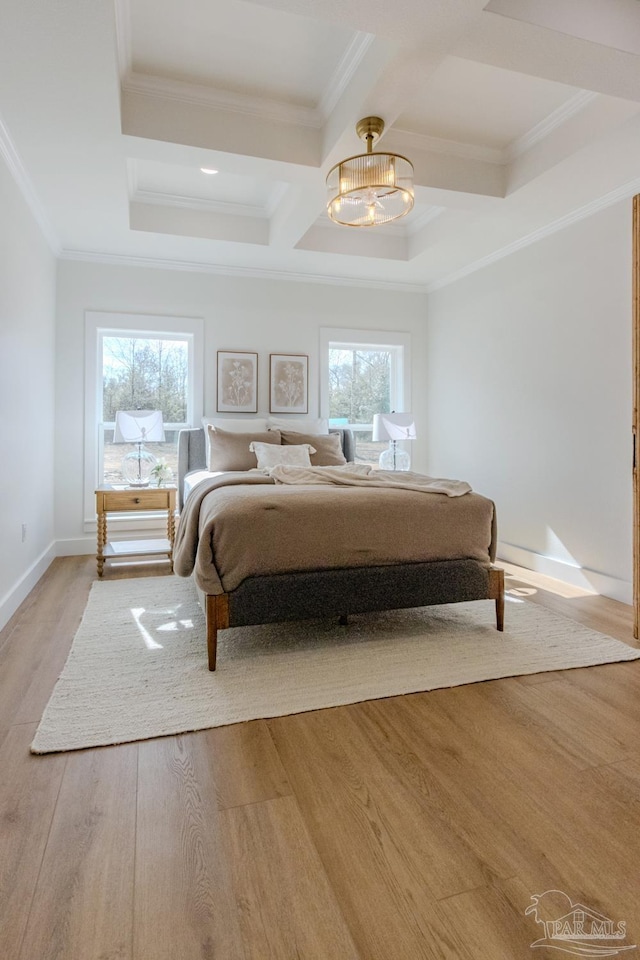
0 541 57 632
56 537 98 556
497 541 632 605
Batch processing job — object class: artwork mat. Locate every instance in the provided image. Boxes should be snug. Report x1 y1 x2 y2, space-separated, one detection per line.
217 351 258 413
269 354 309 414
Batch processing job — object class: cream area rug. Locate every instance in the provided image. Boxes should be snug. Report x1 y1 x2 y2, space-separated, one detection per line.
32 576 640 753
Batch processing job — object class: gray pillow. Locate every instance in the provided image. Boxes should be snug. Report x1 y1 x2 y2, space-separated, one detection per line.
207 426 281 471
280 430 346 466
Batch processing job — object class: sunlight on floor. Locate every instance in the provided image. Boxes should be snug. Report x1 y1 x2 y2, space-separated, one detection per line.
157 619 194 632
499 562 598 600
130 607 164 650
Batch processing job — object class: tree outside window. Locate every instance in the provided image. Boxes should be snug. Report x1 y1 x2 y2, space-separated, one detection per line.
101 336 189 484
328 347 393 465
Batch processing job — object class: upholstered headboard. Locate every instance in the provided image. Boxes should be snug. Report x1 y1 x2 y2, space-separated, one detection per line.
177 427 355 509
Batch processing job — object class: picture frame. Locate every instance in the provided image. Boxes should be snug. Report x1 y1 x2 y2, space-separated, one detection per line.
269 354 309 414
217 351 258 413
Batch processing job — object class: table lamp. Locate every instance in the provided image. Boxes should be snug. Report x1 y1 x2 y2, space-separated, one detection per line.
113 410 165 487
372 412 416 471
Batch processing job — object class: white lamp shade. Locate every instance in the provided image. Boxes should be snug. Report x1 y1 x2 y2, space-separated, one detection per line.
113 410 165 443
372 412 416 442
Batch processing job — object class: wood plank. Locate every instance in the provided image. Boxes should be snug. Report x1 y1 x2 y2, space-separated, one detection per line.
563 656 640 709
0 557 174 728
203 721 291 810
1 557 89 631
428 676 624 773
134 732 245 960
477 675 634 767
350 696 542 882
18 743 137 960
500 874 639 955
268 708 490 960
223 795 362 960
4 557 640 960
407 684 640 918
361 685 638 896
0 618 74 729
435 883 535 960
0 724 67 960
0 558 91 728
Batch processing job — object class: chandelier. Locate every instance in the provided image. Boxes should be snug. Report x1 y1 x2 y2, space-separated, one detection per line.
326 117 414 227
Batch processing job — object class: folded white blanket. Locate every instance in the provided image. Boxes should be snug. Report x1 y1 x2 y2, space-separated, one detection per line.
267 464 472 497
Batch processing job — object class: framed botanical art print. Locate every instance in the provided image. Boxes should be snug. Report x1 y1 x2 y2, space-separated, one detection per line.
269 354 309 414
217 351 258 413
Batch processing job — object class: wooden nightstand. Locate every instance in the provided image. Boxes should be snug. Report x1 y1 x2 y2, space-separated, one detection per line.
95 485 177 577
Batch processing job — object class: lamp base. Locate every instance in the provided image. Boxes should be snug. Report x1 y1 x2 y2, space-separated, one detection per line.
378 441 410 472
121 444 157 487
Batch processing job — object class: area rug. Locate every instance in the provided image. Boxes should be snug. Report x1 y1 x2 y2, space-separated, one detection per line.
31 576 640 753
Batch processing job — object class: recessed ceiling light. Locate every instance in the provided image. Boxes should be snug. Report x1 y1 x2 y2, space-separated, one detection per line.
200 167 218 175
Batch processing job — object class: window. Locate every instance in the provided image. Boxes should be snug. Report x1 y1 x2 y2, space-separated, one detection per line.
84 313 203 525
101 335 188 484
320 328 410 466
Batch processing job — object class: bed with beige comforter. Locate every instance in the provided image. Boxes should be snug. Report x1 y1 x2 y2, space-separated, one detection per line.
173 467 503 669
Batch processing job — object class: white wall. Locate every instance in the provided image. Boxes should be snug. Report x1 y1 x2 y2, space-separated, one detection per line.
0 155 57 627
426 200 632 602
55 260 428 547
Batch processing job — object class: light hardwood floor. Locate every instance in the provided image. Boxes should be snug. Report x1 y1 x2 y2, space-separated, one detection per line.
1 557 639 960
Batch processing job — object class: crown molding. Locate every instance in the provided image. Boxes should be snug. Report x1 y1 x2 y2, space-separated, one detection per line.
504 89 598 162
427 176 640 293
123 72 320 128
0 112 61 255
395 89 598 168
131 180 289 219
406 205 445 235
60 249 427 293
318 32 375 120
113 0 132 84
116 1 373 129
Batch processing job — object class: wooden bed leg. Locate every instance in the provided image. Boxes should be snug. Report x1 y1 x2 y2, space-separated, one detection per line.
339 614 349 626
488 567 505 632
205 594 229 671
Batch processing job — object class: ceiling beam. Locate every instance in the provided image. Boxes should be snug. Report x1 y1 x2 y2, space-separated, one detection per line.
122 86 321 168
506 94 640 194
130 202 269 245
456 10 640 102
269 184 327 248
297 223 409 261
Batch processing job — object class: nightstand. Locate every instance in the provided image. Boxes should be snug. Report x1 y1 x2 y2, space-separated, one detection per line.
95 485 177 577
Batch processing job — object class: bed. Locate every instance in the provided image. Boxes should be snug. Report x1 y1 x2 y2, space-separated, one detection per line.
175 426 504 670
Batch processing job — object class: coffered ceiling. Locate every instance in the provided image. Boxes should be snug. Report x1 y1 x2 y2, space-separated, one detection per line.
2 0 640 290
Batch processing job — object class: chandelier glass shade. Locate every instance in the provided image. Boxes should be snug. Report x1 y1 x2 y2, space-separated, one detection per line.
326 117 414 227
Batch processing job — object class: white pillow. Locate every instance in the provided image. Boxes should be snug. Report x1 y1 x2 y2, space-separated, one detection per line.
249 441 316 470
267 417 329 435
202 417 268 459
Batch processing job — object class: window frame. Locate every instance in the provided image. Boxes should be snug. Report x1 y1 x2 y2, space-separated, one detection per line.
319 327 411 444
84 311 204 528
